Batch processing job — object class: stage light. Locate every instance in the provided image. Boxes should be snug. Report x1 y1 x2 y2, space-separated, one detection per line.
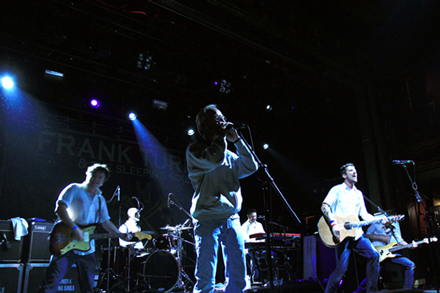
263 143 269 150
128 112 137 121
219 79 231 94
45 69 64 81
187 129 195 136
266 105 273 111
1 76 14 89
137 51 153 70
90 99 100 108
152 100 168 111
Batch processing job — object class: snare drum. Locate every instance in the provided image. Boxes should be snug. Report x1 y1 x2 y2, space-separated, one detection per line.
143 250 179 292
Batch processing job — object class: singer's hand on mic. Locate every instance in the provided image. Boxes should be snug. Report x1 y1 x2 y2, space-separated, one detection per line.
220 122 239 142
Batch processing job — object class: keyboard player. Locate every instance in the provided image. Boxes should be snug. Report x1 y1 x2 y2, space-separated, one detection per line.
242 208 265 283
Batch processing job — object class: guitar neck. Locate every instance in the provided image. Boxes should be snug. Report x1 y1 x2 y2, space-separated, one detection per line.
350 218 382 229
389 243 413 253
389 238 431 253
349 215 402 229
90 233 126 240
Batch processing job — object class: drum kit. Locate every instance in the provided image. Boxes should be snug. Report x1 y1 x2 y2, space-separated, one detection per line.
97 224 194 292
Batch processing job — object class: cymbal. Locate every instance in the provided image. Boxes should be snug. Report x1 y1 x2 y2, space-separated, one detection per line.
160 225 193 231
141 231 157 235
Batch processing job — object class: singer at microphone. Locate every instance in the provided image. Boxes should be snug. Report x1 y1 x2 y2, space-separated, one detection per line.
186 105 259 292
225 123 248 131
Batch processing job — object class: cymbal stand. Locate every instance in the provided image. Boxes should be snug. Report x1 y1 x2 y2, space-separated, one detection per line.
96 242 121 292
174 227 194 292
126 245 133 292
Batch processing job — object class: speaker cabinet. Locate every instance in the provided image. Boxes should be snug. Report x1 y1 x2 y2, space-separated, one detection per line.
21 222 54 263
0 263 24 293
303 234 336 281
23 263 80 293
0 220 24 262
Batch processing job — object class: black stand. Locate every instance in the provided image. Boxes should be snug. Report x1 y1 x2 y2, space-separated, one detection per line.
168 194 195 292
236 130 301 291
97 185 123 292
398 163 440 292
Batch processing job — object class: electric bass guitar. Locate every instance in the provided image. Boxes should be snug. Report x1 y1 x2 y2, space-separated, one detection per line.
318 214 404 248
376 236 437 262
49 222 153 255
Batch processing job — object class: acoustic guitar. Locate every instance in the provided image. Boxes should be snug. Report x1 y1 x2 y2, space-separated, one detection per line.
49 222 152 255
317 214 404 248
376 237 437 262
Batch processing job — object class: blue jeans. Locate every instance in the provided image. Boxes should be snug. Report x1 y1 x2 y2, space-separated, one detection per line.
38 251 96 293
324 235 380 293
355 254 416 291
193 216 246 293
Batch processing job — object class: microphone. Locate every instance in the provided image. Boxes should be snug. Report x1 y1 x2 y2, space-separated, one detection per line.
116 185 120 202
392 160 414 165
167 193 172 208
225 123 248 130
135 207 143 219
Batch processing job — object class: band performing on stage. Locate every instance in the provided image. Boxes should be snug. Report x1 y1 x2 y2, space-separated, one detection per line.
1 109 438 293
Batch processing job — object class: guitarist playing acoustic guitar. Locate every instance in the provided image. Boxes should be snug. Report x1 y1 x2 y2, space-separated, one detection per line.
39 163 133 293
354 217 417 292
320 163 389 293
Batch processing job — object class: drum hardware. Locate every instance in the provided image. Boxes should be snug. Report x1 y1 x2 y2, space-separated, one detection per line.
160 225 193 231
97 244 127 292
158 223 194 292
97 224 194 292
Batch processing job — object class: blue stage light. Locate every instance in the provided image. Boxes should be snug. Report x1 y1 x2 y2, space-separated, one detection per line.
187 129 195 136
1 76 14 89
128 112 137 121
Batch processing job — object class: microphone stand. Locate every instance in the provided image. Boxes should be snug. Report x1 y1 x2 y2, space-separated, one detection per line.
167 196 195 291
399 163 439 292
236 130 301 291
103 185 123 292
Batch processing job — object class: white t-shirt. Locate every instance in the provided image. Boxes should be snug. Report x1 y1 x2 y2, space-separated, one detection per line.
323 182 375 240
241 219 265 242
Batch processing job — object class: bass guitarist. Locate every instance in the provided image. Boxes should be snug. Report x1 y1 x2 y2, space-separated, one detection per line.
321 163 387 293
354 215 417 292
39 163 131 293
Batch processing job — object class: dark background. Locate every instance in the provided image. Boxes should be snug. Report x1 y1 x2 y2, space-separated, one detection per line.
1 0 440 287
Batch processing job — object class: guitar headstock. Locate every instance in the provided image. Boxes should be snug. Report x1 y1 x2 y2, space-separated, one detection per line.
135 232 152 241
421 236 437 244
388 214 405 222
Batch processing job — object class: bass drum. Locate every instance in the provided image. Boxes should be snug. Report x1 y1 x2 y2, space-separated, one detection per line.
143 250 179 292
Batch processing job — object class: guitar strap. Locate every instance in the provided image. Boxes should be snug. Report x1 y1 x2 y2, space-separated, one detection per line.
96 196 101 224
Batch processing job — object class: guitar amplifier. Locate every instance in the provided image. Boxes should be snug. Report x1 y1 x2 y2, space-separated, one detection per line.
21 222 54 263
23 263 81 293
0 263 24 293
303 234 336 280
0 220 24 262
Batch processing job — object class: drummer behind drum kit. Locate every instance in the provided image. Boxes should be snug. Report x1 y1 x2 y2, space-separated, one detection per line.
97 224 194 292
